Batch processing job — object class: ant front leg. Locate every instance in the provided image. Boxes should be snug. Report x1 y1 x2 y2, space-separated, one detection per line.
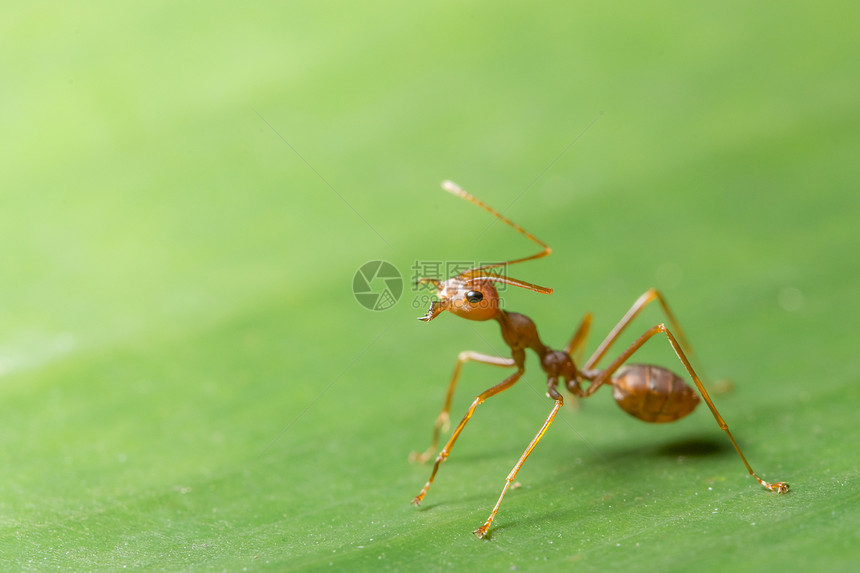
412 364 523 507
590 324 789 494
410 352 516 463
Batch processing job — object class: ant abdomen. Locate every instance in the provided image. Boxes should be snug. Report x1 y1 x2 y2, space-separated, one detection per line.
612 364 700 423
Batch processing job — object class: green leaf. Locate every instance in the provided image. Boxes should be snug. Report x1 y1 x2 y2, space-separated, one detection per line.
2 2 858 571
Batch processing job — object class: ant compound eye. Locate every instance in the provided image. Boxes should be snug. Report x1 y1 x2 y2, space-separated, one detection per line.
465 290 483 304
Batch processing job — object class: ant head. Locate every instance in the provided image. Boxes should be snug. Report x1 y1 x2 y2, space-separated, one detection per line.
418 276 500 322
416 181 554 323
417 271 552 323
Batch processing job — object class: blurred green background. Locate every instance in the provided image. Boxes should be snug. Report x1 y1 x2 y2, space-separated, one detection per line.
2 2 858 571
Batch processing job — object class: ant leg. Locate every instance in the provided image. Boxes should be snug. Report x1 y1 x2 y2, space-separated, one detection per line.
474 383 564 539
584 288 694 370
564 312 593 363
563 314 593 405
412 368 523 506
590 324 789 494
410 352 516 463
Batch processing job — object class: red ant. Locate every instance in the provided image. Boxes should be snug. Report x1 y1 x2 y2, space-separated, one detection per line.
411 181 789 539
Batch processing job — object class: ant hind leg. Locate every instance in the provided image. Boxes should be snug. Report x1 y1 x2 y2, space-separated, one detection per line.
590 323 789 494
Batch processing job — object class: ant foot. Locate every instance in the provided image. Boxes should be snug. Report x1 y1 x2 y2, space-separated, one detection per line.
412 481 431 506
770 481 790 494
759 477 789 494
473 524 490 539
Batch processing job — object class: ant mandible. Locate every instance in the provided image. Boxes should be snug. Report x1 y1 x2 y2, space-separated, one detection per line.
410 180 789 539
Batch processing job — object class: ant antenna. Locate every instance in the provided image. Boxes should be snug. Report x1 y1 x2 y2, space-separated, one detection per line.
442 181 553 291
